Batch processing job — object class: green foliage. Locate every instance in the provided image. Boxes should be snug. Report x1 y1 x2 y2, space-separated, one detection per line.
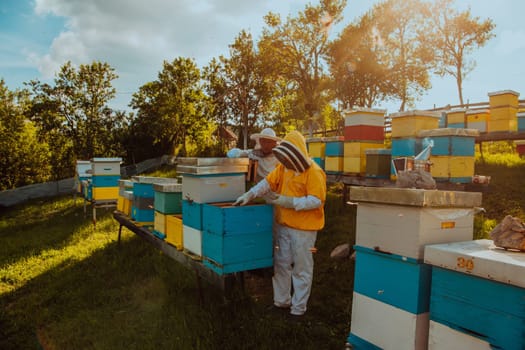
0 80 51 190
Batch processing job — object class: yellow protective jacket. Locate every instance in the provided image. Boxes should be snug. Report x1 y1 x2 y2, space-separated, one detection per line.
267 131 326 231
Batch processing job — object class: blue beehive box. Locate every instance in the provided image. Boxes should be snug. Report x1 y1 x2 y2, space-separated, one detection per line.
424 240 525 350
133 182 155 198
353 245 431 314
325 141 344 157
201 202 273 236
182 200 203 230
391 137 421 157
311 157 325 169
418 128 478 156
91 175 120 187
202 231 273 275
131 206 154 223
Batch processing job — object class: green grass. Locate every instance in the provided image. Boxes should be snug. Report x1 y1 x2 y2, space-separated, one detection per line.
0 191 354 349
1 159 522 349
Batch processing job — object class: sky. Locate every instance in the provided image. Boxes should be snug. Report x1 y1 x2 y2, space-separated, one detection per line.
1 0 525 114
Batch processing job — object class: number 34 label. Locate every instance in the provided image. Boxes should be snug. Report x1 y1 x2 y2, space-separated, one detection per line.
456 257 475 270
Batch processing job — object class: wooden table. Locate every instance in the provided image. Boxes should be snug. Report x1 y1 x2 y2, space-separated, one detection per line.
112 211 244 298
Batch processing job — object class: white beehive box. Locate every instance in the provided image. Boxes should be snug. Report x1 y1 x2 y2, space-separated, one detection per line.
183 225 202 257
181 174 245 203
428 320 492 350
90 157 122 176
350 187 482 259
348 292 429 350
424 239 525 288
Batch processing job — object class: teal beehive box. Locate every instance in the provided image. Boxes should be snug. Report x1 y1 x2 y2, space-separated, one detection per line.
153 183 182 214
201 202 273 235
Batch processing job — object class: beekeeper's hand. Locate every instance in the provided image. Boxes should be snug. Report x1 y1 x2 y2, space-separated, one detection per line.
268 195 295 209
233 191 255 206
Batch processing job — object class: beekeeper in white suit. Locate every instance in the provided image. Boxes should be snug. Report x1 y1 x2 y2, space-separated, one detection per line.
234 130 327 318
227 127 281 183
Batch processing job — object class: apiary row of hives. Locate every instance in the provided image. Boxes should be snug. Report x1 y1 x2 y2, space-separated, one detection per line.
345 186 525 350
76 158 122 201
446 90 525 133
116 157 274 276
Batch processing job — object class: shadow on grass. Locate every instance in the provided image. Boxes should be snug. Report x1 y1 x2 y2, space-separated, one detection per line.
0 194 108 268
0 191 356 350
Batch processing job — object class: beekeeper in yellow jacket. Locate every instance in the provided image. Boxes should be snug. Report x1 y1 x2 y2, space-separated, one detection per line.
234 130 326 318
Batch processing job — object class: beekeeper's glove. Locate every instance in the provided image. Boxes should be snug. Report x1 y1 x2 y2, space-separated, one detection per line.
269 195 295 209
227 148 242 158
233 191 255 206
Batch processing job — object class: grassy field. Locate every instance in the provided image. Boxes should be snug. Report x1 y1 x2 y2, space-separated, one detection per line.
0 161 523 349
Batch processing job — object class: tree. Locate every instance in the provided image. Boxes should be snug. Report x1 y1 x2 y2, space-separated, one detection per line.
29 61 120 161
0 80 51 190
129 57 209 158
328 11 396 109
427 0 495 105
371 0 434 111
258 0 347 136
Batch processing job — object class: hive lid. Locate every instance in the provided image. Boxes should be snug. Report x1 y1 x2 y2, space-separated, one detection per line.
177 157 249 167
389 110 441 119
465 109 490 115
323 136 344 142
153 183 182 192
131 176 179 184
177 165 248 175
364 148 391 155
424 239 525 288
90 157 122 162
344 107 387 115
349 186 482 207
417 128 480 137
488 89 520 97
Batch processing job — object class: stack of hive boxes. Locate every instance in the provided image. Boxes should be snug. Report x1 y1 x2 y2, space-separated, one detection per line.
306 137 326 170
153 183 182 241
178 157 248 258
131 176 178 225
90 157 122 201
324 136 345 174
465 109 489 133
75 160 91 196
343 108 385 176
117 179 133 216
424 240 525 349
346 187 481 350
418 128 479 184
389 111 441 180
446 108 466 128
201 202 273 275
488 90 519 132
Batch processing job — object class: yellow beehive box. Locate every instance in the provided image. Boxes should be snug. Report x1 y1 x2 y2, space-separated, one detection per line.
117 196 124 212
344 156 366 174
488 90 519 108
488 119 518 132
166 214 183 250
308 142 326 158
390 110 441 138
123 197 132 216
92 186 118 200
344 141 384 158
446 109 466 124
325 156 344 173
154 211 167 235
430 156 475 180
490 106 518 121
466 109 489 133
